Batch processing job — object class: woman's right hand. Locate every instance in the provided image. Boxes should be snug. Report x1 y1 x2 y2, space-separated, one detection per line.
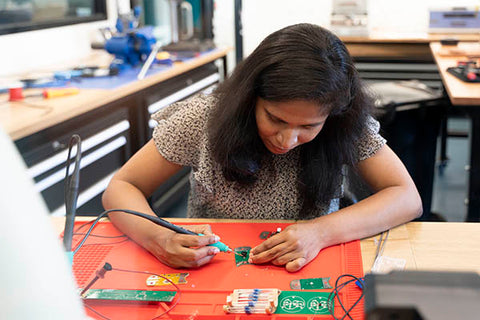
145 224 221 268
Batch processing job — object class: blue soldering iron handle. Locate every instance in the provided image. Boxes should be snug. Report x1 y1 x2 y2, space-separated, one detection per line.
169 223 231 252
197 233 231 252
142 214 231 252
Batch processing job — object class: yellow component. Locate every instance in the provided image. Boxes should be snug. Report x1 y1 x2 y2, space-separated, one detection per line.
146 273 189 286
43 87 80 99
156 51 170 60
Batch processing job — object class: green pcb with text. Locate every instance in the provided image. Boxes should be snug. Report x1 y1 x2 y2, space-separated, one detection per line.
275 291 332 315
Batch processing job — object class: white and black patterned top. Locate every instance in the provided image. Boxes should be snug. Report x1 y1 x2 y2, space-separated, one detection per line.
152 94 386 220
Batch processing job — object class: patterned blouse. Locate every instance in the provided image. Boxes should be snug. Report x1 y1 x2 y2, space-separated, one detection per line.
152 94 386 220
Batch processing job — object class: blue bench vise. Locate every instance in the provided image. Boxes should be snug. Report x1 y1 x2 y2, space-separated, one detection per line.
105 26 157 71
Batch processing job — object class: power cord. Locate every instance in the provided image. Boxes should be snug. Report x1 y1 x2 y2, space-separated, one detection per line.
73 208 185 255
325 231 389 319
327 274 364 320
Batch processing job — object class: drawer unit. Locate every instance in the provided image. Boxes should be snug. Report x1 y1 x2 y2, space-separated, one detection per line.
11 59 224 218
15 106 133 216
145 63 220 137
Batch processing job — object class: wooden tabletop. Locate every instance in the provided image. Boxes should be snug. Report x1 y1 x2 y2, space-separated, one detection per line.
51 217 480 275
430 42 480 106
341 32 480 44
342 33 480 61
361 222 480 274
0 48 231 140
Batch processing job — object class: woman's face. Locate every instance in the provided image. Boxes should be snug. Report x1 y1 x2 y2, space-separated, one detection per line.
255 98 329 155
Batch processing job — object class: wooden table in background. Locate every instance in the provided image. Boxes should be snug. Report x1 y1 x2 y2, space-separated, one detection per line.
0 48 230 141
430 42 480 221
342 32 479 61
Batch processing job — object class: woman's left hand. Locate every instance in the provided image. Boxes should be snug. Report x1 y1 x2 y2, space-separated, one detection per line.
248 222 324 272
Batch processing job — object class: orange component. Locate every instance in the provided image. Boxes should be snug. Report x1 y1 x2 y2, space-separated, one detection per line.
42 87 80 99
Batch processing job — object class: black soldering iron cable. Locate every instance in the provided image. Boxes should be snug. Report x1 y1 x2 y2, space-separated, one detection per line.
73 209 198 255
63 134 82 252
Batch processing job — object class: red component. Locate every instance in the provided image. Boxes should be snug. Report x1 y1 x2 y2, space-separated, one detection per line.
467 72 477 81
8 87 23 101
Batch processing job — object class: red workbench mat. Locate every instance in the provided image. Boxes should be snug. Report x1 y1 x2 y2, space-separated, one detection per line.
71 221 364 319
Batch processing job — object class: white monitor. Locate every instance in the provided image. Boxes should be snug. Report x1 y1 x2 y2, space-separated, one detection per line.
0 127 86 319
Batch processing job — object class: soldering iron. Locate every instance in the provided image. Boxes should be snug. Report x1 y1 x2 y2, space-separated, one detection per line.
73 208 233 255
111 209 233 253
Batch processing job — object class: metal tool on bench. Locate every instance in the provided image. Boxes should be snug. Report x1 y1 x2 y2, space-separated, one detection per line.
91 4 158 73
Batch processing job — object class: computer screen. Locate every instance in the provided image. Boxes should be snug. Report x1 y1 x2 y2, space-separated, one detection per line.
0 0 107 35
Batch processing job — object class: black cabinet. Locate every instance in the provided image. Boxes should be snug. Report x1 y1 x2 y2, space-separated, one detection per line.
14 62 221 217
15 100 134 216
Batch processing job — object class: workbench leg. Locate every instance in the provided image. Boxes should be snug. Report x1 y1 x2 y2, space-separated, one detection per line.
466 110 480 222
222 55 228 79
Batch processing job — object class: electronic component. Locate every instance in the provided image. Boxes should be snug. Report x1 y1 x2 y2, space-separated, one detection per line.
83 289 177 302
447 60 480 83
234 246 251 266
279 291 333 315
223 288 281 314
259 227 282 239
290 277 333 290
80 262 112 297
146 273 189 286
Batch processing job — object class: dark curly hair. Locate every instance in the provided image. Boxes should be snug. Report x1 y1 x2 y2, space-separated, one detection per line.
209 23 374 217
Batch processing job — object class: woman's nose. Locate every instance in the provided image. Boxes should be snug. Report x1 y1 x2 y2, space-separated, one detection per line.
277 129 298 149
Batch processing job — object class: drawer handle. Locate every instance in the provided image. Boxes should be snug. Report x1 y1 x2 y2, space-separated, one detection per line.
28 120 130 178
52 140 65 152
35 136 126 192
148 73 220 114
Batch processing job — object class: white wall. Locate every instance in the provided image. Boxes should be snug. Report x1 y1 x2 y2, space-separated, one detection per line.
213 0 236 74
242 0 480 57
0 0 126 77
242 0 332 56
368 0 480 34
2 0 478 77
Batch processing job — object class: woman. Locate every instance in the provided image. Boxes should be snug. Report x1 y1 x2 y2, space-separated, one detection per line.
103 23 421 271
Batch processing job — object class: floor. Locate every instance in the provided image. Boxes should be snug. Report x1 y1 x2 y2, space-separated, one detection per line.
431 118 470 222
164 118 471 222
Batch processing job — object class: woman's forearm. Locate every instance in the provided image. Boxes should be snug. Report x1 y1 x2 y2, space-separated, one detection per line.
102 179 173 249
312 184 422 249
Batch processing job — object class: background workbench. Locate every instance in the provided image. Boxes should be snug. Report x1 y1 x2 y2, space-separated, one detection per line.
430 42 480 221
0 48 230 217
342 33 479 62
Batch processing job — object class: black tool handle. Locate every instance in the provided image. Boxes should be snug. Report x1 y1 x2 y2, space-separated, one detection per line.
121 210 198 235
